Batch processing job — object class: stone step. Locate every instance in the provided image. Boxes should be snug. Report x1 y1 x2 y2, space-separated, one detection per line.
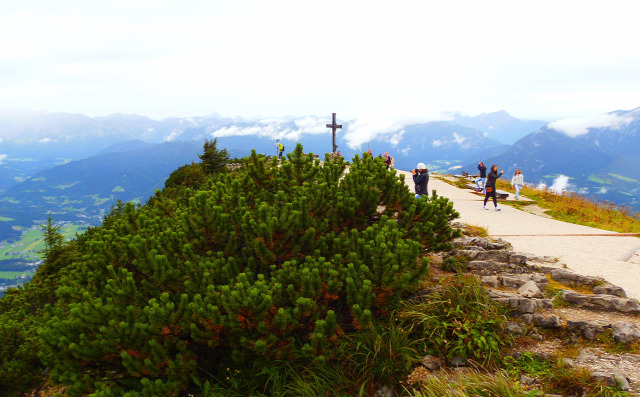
561 290 640 313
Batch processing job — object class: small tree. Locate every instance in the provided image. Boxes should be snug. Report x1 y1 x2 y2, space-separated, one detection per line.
40 216 63 259
199 138 229 175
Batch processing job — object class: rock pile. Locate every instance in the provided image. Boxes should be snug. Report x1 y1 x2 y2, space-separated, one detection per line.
441 232 640 394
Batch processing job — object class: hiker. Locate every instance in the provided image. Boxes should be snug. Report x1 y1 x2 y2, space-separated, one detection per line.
483 164 504 211
475 162 487 193
511 169 524 200
412 162 429 199
384 151 393 169
276 142 284 160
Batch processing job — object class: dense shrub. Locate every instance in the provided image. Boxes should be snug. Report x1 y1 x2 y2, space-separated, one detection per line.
400 274 508 364
0 234 81 396
37 144 460 395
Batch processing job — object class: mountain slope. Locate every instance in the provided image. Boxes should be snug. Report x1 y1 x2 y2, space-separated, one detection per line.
0 141 249 241
469 107 640 212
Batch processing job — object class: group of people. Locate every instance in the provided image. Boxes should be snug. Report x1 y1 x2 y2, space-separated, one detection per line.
410 159 525 212
474 162 525 210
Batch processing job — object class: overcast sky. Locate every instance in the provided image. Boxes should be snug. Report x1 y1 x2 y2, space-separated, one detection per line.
1 0 639 123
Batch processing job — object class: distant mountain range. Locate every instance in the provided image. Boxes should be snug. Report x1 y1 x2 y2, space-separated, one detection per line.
466 107 640 212
446 110 548 144
3 106 640 244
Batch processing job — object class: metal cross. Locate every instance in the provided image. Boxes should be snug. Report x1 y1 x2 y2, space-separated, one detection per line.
326 113 342 153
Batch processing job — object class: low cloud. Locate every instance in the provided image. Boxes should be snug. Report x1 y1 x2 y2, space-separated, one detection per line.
453 132 466 145
548 113 633 138
548 175 570 194
0 154 6 164
344 100 451 149
209 116 327 141
597 187 608 194
431 132 466 148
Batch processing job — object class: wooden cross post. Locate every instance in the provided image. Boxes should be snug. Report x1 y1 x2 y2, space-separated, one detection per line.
326 113 342 153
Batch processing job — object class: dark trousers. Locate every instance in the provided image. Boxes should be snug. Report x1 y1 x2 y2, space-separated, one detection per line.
484 189 497 207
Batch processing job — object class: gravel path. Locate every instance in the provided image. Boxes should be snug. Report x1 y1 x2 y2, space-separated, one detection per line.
397 170 640 299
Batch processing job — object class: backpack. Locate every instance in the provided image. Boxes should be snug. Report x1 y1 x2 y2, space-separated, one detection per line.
281 145 285 152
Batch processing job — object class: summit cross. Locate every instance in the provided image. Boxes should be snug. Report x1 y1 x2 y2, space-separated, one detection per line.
326 112 342 153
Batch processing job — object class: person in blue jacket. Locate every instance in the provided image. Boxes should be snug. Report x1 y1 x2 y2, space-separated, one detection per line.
412 162 429 198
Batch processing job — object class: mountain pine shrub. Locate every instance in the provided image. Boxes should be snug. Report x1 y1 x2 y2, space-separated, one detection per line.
39 144 460 395
0 222 82 396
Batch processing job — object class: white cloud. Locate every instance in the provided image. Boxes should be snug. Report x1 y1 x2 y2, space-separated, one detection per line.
430 133 468 148
344 100 450 149
548 113 634 137
549 175 570 194
209 116 327 141
0 154 6 164
38 137 52 143
453 132 466 145
294 117 328 135
597 187 609 194
388 130 405 147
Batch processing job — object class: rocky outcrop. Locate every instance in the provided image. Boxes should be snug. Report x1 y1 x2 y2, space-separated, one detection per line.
593 283 627 298
550 268 602 287
561 291 640 313
611 322 640 344
448 232 640 393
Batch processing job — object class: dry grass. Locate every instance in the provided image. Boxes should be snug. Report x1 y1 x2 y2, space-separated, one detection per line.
463 224 489 237
495 180 640 234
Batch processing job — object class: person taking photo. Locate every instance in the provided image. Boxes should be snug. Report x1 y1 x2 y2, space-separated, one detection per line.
412 162 429 199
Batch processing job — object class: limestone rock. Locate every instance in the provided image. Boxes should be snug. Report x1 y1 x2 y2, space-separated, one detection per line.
519 374 537 385
502 275 529 288
611 321 640 344
452 236 511 251
591 371 630 391
494 296 552 314
420 355 443 371
508 253 528 265
480 275 500 288
551 268 600 287
520 313 534 324
592 283 627 298
561 291 640 313
518 280 543 298
533 314 561 328
506 321 525 336
467 260 514 274
567 320 603 341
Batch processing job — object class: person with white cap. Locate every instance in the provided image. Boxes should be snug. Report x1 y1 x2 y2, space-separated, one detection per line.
412 162 429 198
